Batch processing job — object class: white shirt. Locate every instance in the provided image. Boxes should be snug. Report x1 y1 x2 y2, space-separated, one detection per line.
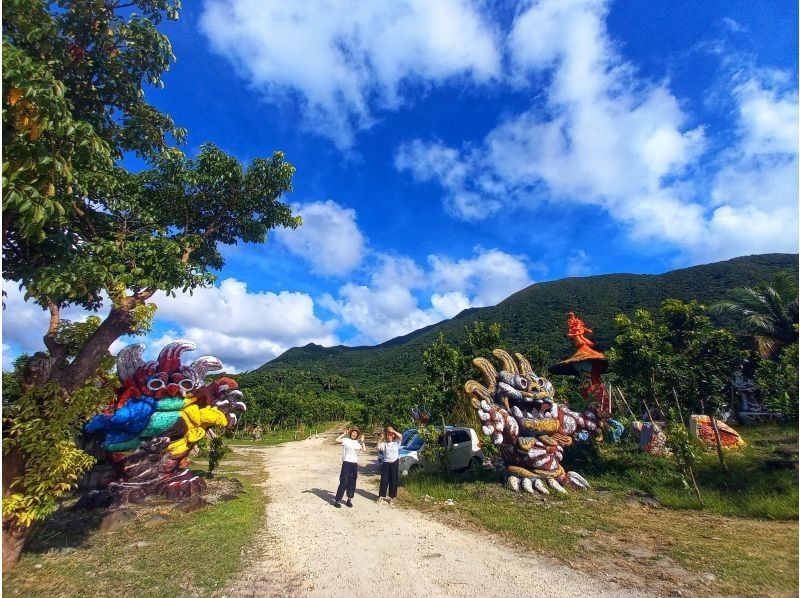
379 441 400 463
342 438 361 463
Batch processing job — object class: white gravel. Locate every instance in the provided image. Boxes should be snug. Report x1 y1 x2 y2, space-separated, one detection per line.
226 433 645 598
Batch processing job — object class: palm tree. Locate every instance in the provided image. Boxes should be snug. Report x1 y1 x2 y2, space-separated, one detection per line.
710 271 798 359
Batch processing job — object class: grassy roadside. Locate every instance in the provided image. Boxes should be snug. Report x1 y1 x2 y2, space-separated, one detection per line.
575 423 798 520
400 424 798 597
3 453 267 597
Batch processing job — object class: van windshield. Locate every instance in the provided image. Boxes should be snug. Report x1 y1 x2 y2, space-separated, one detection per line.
405 435 424 451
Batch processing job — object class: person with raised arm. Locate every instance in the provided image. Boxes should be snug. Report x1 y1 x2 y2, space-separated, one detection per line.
377 426 402 505
333 427 365 508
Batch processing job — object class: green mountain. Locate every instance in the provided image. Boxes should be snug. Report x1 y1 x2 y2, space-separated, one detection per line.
247 253 797 396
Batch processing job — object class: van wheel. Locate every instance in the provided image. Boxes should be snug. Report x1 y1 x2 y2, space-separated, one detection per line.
409 464 421 475
467 457 482 472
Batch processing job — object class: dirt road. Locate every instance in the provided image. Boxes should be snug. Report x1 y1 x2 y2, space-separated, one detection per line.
223 433 643 598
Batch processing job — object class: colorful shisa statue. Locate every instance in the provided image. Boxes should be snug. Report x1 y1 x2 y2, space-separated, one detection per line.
690 415 745 450
83 340 245 502
465 347 607 494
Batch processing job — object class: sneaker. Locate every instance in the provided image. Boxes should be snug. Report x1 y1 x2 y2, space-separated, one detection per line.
334 501 342 508
345 499 353 508
377 496 385 503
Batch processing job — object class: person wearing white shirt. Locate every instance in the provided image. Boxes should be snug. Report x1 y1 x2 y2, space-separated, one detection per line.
333 428 365 508
377 426 402 504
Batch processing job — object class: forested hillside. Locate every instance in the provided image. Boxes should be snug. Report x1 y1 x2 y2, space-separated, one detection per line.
236 253 797 399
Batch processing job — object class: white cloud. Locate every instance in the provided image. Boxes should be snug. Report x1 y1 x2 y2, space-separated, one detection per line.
703 72 798 259
275 200 366 276
200 0 500 148
565 250 592 276
427 248 532 306
151 278 340 370
1 283 112 360
321 248 532 344
395 0 798 263
430 291 473 319
2 343 13 371
369 254 426 290
2 283 50 357
320 283 440 345
1 278 340 373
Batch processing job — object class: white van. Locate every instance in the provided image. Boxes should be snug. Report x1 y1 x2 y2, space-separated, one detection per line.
398 426 484 475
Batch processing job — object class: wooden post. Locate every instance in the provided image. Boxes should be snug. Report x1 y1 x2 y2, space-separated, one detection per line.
671 388 703 504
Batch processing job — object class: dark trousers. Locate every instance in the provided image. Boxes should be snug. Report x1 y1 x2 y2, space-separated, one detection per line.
379 460 399 498
335 461 358 501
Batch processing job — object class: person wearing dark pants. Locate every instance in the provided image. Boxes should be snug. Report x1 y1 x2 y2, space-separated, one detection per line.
334 428 365 508
377 426 402 505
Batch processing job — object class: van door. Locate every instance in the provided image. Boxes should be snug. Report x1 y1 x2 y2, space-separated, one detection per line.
448 429 471 470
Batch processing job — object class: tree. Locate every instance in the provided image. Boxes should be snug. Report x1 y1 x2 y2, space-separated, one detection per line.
418 331 463 419
607 308 675 413
609 300 744 470
754 342 799 420
3 0 184 244
460 321 502 371
710 271 799 359
414 321 507 429
2 1 300 566
1 353 30 406
8 142 298 393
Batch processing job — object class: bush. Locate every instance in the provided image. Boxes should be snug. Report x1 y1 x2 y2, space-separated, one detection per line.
3 382 111 527
207 434 230 476
754 344 799 420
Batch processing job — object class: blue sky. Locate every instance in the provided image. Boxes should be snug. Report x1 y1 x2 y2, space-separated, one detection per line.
4 0 798 371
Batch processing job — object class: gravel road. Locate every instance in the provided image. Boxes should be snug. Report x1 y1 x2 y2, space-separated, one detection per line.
223 432 644 598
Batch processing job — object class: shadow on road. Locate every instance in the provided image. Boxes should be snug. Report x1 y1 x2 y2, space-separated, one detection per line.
302 487 336 504
355 487 379 501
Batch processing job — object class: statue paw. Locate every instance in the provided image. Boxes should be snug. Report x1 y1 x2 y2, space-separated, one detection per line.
506 476 520 492
564 470 591 490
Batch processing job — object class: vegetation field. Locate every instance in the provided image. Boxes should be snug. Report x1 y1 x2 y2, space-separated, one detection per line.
400 423 799 597
227 421 341 447
3 451 268 597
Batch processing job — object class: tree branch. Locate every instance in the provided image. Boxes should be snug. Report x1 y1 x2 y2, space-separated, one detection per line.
58 306 135 394
46 302 60 337
42 303 66 366
132 287 156 302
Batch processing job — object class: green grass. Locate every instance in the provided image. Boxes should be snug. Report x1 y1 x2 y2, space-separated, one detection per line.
226 421 339 446
400 423 798 596
575 422 798 520
3 452 270 596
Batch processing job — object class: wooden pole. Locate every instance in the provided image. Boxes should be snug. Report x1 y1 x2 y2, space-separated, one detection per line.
614 386 637 420
671 387 703 504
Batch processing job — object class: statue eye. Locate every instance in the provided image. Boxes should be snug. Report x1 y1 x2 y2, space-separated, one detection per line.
147 378 166 391
178 379 195 391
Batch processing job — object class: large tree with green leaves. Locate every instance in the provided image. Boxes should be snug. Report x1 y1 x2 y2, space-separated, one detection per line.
710 271 798 359
2 0 299 566
414 321 505 426
609 300 745 469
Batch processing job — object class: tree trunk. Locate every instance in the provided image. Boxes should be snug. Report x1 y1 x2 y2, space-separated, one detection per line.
58 306 135 393
2 524 29 573
6 303 140 570
2 446 28 571
710 415 729 472
687 465 703 505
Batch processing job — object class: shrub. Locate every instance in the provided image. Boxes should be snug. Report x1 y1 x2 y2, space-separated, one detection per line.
754 343 799 420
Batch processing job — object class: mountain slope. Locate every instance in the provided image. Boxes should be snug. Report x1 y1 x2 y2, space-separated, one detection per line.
254 253 798 394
